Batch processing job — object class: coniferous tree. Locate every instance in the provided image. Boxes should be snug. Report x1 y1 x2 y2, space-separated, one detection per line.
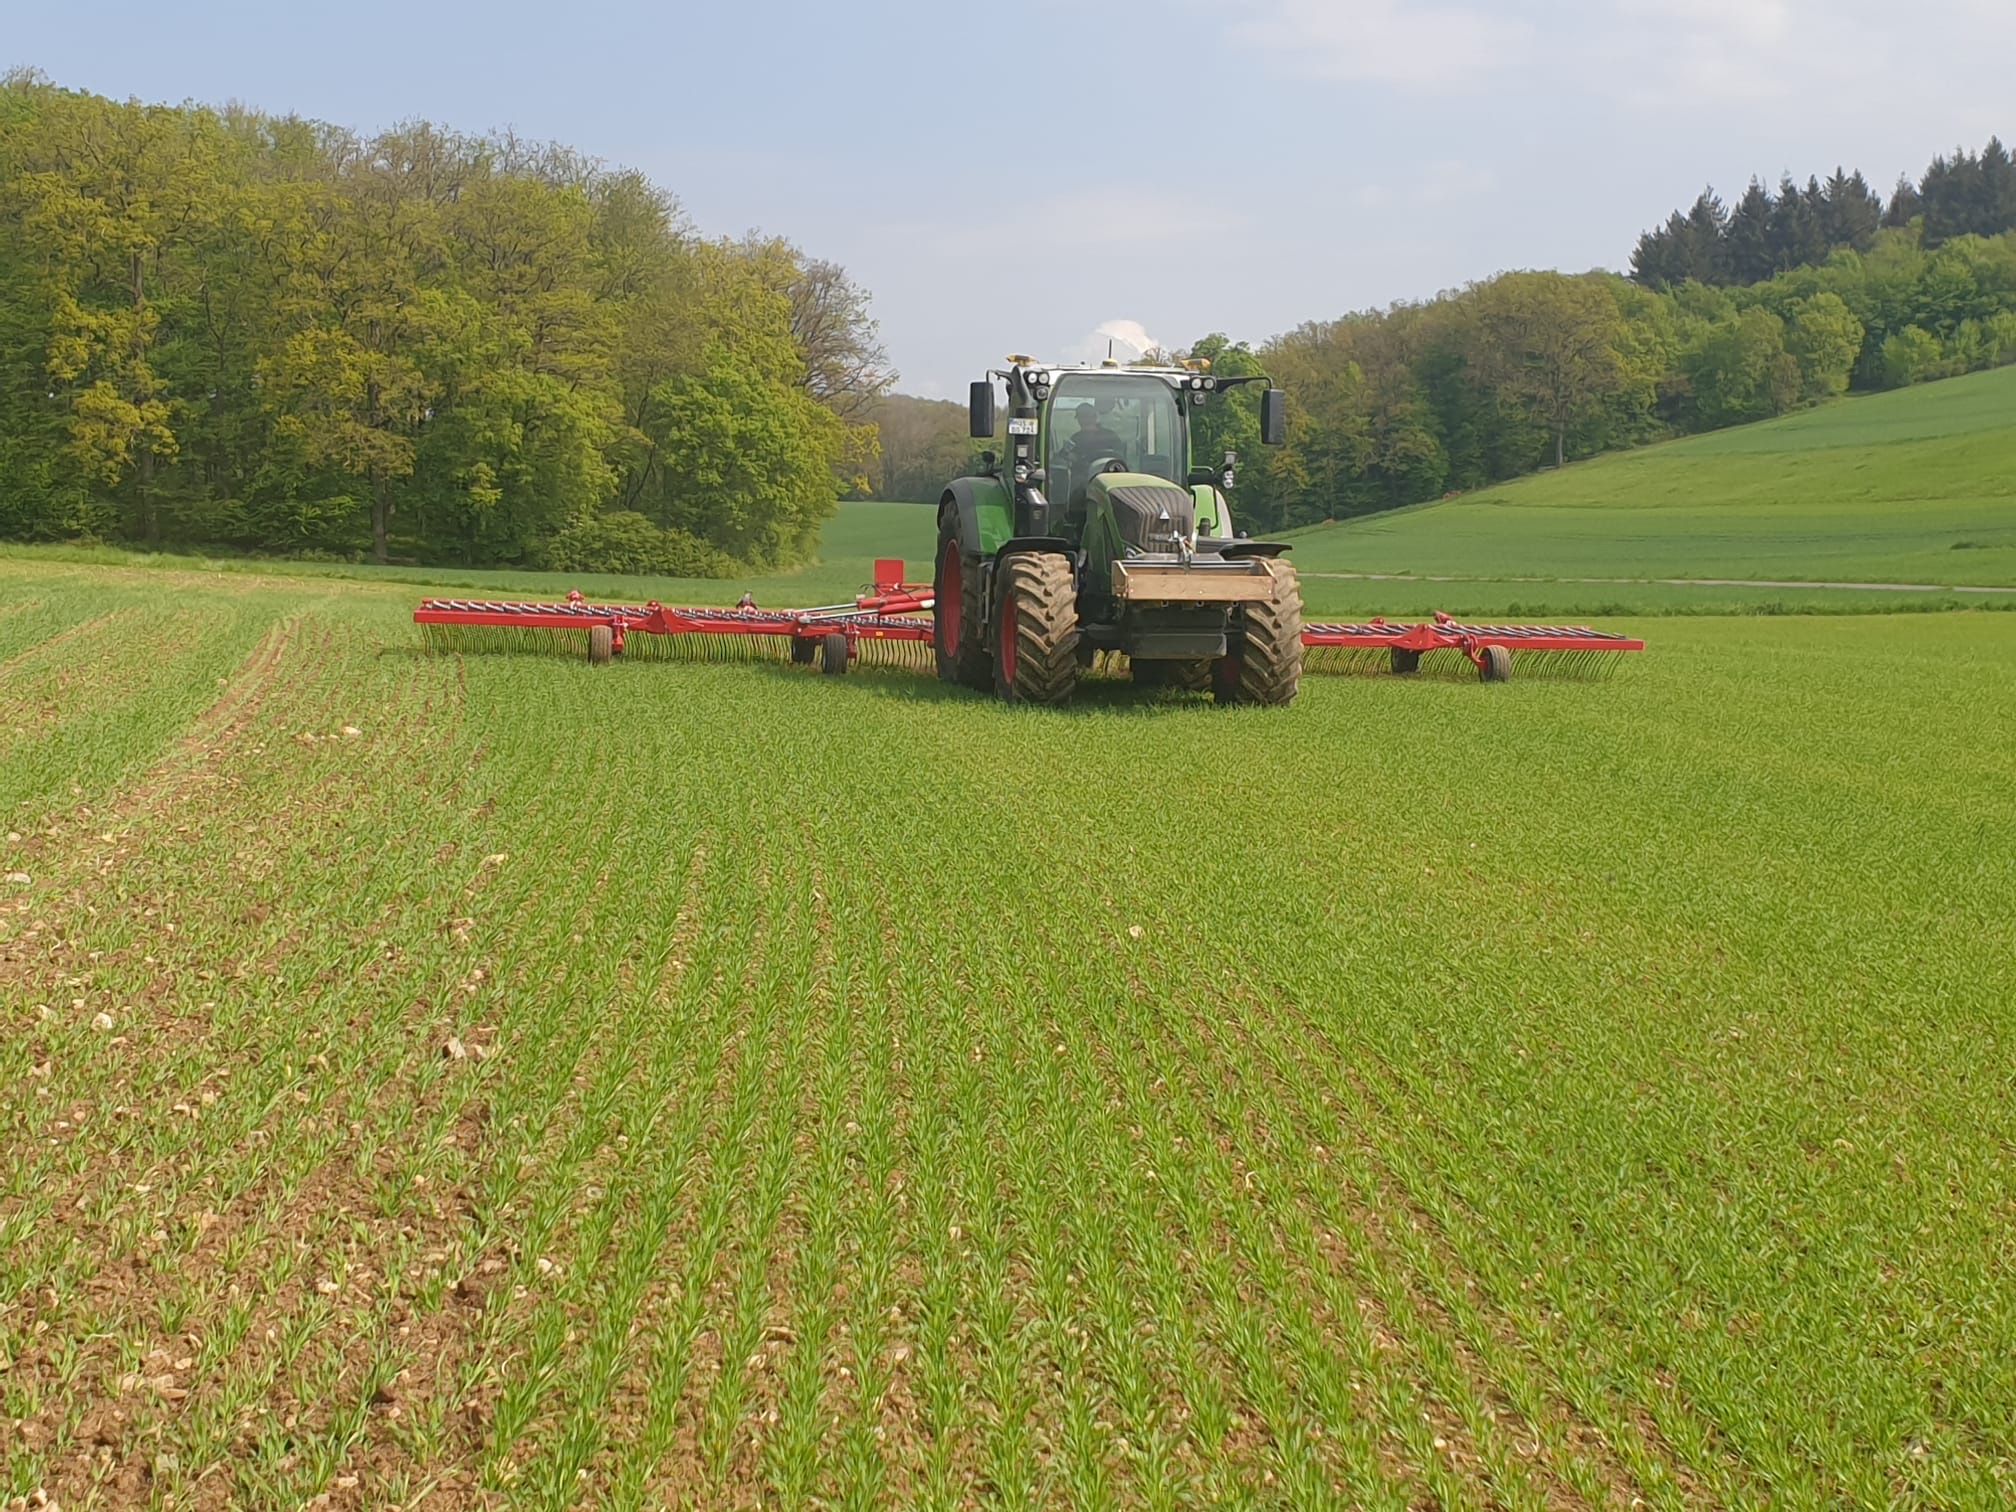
1922 149 1981 246
1726 180 1777 284
1884 174 1924 229
1628 221 1681 289
1767 175 1829 271
1680 191 1733 283
1980 138 2016 236
1821 168 1882 252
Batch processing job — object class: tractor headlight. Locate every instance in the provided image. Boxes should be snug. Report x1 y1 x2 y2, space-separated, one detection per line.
1202 377 1217 391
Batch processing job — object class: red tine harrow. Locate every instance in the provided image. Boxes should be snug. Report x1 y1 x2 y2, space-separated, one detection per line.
414 559 1644 681
414 559 937 673
1303 612 1645 681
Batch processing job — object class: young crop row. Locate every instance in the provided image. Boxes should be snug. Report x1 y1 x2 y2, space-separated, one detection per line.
2 562 2013 1508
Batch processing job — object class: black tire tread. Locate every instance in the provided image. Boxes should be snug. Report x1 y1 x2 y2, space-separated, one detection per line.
820 632 850 675
935 510 992 690
1233 562 1303 705
996 554 1079 706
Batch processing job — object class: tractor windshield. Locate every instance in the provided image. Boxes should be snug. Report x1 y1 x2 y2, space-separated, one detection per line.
1047 375 1182 488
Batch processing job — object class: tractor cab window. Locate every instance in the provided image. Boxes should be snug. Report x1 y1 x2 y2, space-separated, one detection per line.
1047 376 1181 502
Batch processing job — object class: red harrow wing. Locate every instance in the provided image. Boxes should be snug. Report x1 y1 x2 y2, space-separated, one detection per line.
414 558 1644 681
1303 613 1645 681
415 558 936 672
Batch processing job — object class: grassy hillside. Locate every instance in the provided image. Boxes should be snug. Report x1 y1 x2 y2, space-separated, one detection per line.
1282 365 2016 588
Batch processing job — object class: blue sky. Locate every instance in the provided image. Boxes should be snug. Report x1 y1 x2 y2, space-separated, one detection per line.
9 0 2011 397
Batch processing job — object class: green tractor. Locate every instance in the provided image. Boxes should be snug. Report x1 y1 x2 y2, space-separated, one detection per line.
934 356 1301 706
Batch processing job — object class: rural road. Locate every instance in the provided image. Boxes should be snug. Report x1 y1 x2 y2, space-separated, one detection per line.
1306 571 2016 594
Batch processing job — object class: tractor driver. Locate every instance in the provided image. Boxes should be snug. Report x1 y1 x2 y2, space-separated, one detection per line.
1067 400 1127 468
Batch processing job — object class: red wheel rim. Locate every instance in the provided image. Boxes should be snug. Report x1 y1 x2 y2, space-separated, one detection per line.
998 591 1018 686
939 540 961 654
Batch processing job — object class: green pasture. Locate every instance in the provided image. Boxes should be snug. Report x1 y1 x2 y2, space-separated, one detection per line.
2 557 2013 1508
1283 364 2016 589
0 501 940 616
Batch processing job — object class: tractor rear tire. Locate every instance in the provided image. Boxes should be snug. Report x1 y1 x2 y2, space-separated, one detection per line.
588 625 614 666
993 553 1079 706
820 632 850 675
1479 644 1512 683
934 514 992 691
1213 562 1303 706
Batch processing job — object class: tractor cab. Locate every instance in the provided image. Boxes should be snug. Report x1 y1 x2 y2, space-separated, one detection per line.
1046 373 1183 521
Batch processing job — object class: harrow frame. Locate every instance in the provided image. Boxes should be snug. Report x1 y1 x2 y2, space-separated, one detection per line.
1304 612 1644 680
414 559 1645 680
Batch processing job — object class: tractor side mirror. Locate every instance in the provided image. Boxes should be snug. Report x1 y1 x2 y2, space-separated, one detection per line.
1186 465 1217 487
969 381 996 438
1259 389 1287 447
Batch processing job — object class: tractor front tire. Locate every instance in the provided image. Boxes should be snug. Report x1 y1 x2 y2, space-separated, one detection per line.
934 514 992 691
994 553 1079 706
1213 562 1303 707
588 625 614 666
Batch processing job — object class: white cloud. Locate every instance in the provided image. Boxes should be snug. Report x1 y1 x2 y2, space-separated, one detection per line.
1351 162 1494 211
1596 0 2016 115
1059 319 1164 366
1226 0 1532 88
878 191 1247 262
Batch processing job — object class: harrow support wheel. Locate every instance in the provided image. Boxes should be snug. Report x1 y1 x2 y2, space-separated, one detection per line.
1479 644 1512 683
588 625 614 666
790 637 816 665
993 553 1079 706
1390 647 1421 675
820 632 850 675
934 514 992 691
1213 562 1303 707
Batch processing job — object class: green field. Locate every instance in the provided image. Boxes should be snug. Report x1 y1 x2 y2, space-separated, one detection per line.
1284 364 2016 590
3 556 2014 1509
0 502 946 617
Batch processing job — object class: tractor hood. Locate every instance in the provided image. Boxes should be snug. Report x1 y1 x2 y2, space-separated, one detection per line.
1085 473 1196 552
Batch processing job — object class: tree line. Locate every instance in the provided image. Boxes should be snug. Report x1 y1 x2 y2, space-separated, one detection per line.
8 73 2013 563
872 152 2016 533
1631 136 2016 288
0 73 891 569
